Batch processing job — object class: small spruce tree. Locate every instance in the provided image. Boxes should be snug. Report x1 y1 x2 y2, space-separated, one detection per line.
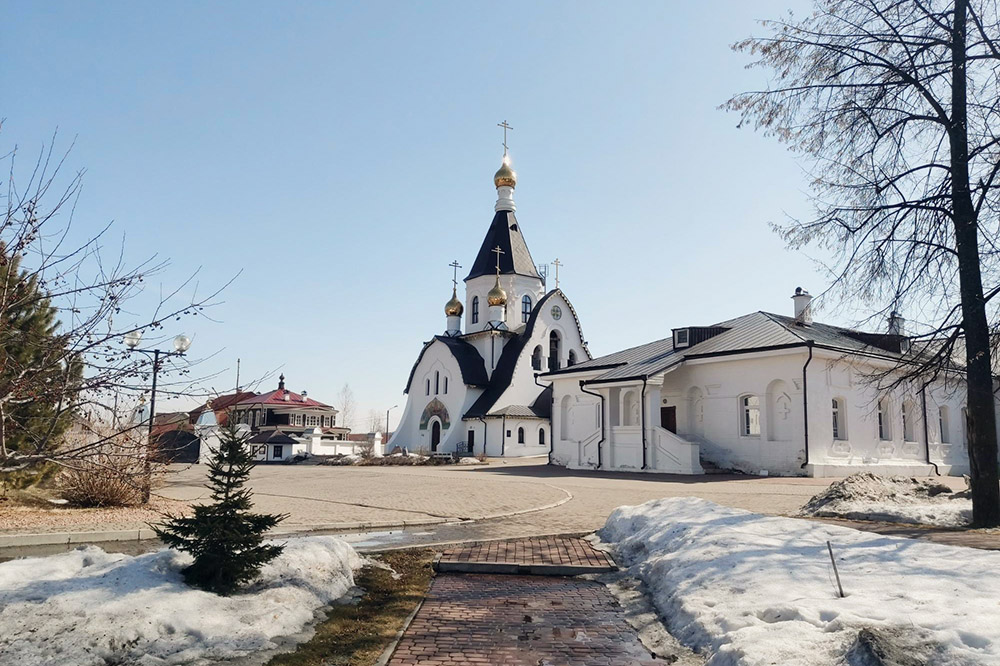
154 422 286 595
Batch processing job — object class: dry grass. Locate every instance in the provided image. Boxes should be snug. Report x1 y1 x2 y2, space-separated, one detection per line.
266 549 434 666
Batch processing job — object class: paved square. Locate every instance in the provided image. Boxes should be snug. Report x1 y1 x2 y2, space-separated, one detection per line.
387 574 663 665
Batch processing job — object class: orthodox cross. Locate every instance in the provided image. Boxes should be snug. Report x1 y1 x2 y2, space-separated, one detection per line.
497 120 513 155
492 245 505 276
552 258 563 289
448 260 462 289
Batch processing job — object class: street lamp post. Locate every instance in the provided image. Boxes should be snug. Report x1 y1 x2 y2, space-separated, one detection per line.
124 330 192 503
386 404 398 444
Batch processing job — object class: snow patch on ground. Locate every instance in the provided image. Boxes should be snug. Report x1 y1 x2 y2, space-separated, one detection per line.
601 497 1000 666
0 536 362 666
800 472 972 527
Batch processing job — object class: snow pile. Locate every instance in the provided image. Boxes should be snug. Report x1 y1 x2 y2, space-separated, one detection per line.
0 536 362 666
602 497 1000 666
800 472 972 527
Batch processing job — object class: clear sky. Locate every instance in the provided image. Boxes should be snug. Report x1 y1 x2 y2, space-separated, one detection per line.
2 0 831 430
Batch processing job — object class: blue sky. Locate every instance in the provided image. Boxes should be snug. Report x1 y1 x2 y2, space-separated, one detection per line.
1 0 827 429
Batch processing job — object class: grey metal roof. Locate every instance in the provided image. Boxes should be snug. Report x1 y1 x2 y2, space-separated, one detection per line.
465 211 542 281
486 405 548 419
548 310 922 386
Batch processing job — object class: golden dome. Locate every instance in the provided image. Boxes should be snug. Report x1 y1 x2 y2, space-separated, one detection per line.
493 156 517 188
445 287 464 316
487 277 507 306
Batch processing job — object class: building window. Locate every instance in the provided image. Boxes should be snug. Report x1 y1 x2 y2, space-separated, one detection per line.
832 398 846 440
902 401 915 441
539 428 546 446
273 445 283 460
251 411 258 427
331 414 336 427
740 395 761 436
444 376 448 394
522 295 532 323
435 371 440 395
939 406 950 444
531 345 543 371
517 427 525 444
471 296 479 324
877 399 890 440
426 379 430 396
568 350 577 367
548 331 561 372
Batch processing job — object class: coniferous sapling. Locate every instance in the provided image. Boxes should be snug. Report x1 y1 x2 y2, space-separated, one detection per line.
154 423 286 595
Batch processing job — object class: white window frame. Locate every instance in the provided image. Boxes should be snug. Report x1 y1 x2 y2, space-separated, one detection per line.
877 399 890 440
740 395 761 437
832 398 846 440
939 406 950 444
902 401 915 442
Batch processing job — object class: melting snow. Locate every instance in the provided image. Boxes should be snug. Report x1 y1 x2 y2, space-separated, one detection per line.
0 536 362 666
601 497 1000 665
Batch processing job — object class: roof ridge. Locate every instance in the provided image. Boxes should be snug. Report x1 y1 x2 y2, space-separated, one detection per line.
758 310 809 342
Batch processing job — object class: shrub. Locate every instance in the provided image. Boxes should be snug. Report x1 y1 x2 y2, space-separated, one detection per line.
59 450 147 507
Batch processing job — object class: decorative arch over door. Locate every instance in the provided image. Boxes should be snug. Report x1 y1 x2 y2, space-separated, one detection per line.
419 398 451 431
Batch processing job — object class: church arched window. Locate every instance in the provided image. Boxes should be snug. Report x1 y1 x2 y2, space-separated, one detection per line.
548 331 561 372
531 345 542 371
435 371 440 395
471 296 479 324
425 379 430 396
444 376 448 394
517 427 525 444
538 428 546 446
522 295 532 323
568 350 577 367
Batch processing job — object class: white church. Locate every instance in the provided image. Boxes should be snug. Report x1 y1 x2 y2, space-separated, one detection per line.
388 149 590 457
389 142 974 478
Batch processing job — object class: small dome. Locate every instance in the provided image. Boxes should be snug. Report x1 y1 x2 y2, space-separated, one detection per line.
445 288 464 316
487 277 507 306
493 156 517 188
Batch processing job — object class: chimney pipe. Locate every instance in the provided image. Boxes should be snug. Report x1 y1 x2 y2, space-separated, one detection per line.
791 287 813 325
887 311 905 336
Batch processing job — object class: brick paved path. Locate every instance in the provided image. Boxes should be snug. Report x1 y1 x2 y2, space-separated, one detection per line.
387 574 663 665
438 536 614 568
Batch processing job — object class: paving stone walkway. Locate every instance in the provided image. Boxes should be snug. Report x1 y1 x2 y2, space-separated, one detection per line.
437 536 615 574
387 574 663 665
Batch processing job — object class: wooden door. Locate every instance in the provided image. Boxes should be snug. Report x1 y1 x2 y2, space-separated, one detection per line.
660 406 677 434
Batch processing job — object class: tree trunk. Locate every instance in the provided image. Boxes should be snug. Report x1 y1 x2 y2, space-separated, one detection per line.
951 0 1000 526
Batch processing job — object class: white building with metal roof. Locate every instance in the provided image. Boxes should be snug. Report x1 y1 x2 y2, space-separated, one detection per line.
544 290 974 477
387 150 590 457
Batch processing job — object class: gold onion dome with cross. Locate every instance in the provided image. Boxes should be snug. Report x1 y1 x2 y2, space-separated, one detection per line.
487 277 508 306
444 287 464 316
493 155 517 188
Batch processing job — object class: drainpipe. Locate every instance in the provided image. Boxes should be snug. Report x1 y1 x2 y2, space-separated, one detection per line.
534 373 554 463
800 341 814 470
920 386 942 476
579 380 605 469
477 416 488 457
640 377 649 470
501 414 506 457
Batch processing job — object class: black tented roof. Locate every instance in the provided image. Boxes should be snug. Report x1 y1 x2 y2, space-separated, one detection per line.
465 211 541 281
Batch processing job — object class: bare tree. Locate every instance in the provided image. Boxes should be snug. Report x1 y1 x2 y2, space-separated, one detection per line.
0 131 230 482
726 0 1000 525
336 383 356 431
367 408 385 435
